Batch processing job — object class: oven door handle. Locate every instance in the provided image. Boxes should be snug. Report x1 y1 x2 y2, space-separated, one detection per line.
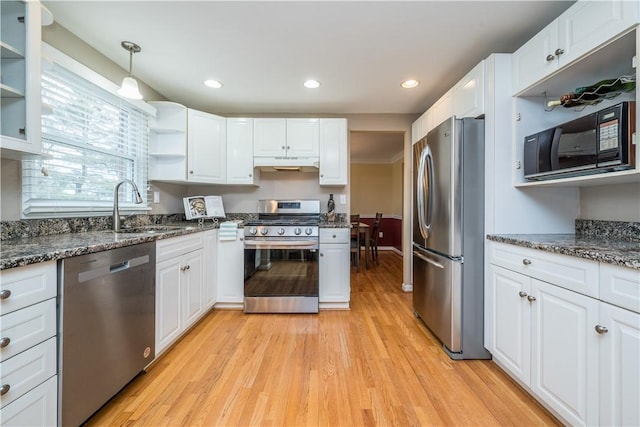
244 240 318 249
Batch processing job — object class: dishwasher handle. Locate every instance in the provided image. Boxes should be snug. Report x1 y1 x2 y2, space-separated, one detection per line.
78 254 150 283
110 261 130 274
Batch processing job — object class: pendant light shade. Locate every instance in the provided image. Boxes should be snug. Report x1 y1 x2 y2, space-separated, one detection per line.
118 76 143 100
118 41 143 100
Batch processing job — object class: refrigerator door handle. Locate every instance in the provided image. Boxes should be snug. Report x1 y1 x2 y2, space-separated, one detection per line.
416 145 434 240
413 250 445 269
425 147 434 233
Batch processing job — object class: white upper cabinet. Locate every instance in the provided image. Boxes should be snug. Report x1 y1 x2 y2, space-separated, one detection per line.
254 118 320 158
187 109 226 184
453 60 485 119
319 118 348 186
286 118 320 157
253 118 287 157
512 20 559 96
512 0 639 95
430 89 454 130
0 1 43 157
411 110 430 144
226 118 258 185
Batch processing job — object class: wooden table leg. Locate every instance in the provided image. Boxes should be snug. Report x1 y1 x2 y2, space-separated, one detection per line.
364 227 370 269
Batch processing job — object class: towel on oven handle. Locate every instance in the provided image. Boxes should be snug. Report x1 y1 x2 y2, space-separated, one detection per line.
219 221 239 241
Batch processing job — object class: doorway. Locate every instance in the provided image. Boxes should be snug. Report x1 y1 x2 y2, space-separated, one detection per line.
349 131 404 254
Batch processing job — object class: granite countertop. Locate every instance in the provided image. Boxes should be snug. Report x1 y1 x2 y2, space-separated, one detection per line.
319 219 351 228
1 217 352 270
486 234 640 269
0 223 219 270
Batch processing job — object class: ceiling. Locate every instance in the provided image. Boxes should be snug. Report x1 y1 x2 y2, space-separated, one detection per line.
43 1 574 163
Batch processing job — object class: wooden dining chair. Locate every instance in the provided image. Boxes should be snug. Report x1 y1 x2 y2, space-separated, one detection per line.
350 214 361 271
369 212 383 265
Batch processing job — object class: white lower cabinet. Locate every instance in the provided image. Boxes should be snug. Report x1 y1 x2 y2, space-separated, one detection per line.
319 229 350 308
155 234 207 355
215 236 244 307
598 301 640 427
529 279 599 426
490 266 598 426
0 375 57 427
203 230 218 309
489 241 640 426
0 261 57 426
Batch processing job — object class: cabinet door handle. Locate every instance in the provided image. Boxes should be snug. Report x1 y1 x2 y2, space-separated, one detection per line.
522 258 532 266
518 291 528 298
189 170 194 174
320 174 324 177
248 173 252 177
554 48 564 56
527 295 536 302
0 337 10 348
0 384 9 396
320 253 324 257
0 290 10 300
594 325 609 334
546 54 555 62
282 146 286 150
181 265 190 272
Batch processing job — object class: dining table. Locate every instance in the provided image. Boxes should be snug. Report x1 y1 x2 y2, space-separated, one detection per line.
351 222 371 270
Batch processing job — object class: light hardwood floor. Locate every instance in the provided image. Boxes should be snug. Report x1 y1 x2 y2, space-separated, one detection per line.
87 251 559 426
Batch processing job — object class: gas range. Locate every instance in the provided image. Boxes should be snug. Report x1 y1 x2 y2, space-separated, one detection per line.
243 199 321 314
244 200 320 239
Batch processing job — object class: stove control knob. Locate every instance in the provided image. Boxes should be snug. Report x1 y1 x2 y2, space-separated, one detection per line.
277 228 285 235
294 228 302 235
249 227 257 235
305 227 313 235
260 228 269 236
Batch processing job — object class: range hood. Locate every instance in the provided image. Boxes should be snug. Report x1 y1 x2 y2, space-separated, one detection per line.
254 157 319 172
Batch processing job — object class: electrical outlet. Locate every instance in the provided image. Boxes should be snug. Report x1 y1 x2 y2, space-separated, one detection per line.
153 191 160 203
339 194 346 204
379 232 383 238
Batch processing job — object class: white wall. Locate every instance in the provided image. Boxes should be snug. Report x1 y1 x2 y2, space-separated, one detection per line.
580 183 640 222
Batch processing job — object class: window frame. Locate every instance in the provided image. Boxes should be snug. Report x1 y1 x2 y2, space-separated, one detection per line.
21 43 156 219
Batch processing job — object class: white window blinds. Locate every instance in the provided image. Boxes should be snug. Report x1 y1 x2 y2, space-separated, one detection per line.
22 60 150 217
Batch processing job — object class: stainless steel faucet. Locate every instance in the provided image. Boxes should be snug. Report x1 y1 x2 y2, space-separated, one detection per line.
113 179 143 232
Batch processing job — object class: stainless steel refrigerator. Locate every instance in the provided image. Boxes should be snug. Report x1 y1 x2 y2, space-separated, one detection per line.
412 116 490 360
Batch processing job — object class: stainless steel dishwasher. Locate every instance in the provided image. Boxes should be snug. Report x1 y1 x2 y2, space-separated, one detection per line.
59 242 155 426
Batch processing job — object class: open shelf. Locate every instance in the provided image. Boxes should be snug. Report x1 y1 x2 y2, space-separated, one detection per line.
0 41 24 58
149 152 186 158
515 168 640 188
0 82 24 98
149 126 185 134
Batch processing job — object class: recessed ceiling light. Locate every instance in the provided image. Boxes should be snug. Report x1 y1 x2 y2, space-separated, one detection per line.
401 79 420 89
304 80 321 89
204 79 223 89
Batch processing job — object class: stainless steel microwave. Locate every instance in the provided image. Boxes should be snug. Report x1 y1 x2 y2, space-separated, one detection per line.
523 101 635 180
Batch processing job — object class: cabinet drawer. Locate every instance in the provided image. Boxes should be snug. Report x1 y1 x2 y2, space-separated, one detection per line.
489 241 599 298
0 299 56 362
0 337 56 408
600 263 640 313
320 228 350 244
156 233 204 262
0 261 56 316
0 375 57 427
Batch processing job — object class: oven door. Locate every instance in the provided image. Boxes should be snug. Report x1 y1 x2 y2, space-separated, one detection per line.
243 239 319 313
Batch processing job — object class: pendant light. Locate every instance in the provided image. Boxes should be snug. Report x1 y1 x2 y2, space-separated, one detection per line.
117 41 143 100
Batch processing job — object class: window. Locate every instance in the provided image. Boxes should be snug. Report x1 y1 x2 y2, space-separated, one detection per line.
22 45 152 217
